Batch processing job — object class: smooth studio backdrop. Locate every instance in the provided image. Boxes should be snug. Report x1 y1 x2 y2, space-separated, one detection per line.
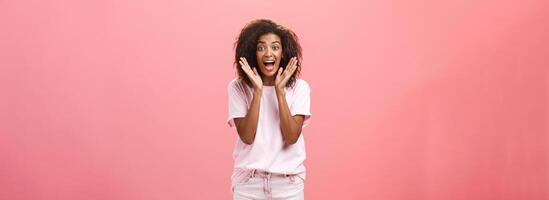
1 0 548 199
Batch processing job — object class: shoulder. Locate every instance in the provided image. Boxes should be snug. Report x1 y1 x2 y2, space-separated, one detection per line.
228 78 242 86
228 78 252 96
227 78 238 87
287 79 311 96
227 78 245 90
294 79 311 91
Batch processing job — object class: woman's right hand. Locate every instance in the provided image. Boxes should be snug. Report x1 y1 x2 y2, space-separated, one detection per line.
239 57 263 90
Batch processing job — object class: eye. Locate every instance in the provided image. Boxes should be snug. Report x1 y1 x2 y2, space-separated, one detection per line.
272 46 280 51
257 46 264 51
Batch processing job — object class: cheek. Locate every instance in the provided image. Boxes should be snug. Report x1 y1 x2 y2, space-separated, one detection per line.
277 50 283 57
275 51 283 62
255 54 262 65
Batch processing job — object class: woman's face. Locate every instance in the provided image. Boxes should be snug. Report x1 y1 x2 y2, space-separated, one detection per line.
256 33 283 78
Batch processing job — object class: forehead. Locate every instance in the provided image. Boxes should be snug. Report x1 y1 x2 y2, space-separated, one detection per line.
257 33 281 44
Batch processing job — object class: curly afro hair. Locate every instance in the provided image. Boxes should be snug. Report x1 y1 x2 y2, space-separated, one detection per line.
234 19 302 89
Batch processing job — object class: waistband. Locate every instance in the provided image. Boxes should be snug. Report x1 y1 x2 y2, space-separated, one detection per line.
249 169 294 178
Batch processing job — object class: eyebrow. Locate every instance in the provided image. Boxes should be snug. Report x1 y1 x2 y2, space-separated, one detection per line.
257 41 281 44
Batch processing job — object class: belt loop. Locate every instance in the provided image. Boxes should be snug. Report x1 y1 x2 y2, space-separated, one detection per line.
265 173 272 200
250 169 255 178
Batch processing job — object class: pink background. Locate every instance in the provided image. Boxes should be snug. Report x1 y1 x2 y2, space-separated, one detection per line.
1 0 548 199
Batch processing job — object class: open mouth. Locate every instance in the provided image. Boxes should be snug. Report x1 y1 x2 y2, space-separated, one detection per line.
263 60 275 71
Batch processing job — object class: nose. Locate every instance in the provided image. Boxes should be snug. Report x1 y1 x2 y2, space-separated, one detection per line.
265 47 274 57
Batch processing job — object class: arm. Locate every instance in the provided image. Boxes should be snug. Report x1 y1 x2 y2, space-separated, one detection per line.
234 57 264 145
274 57 304 145
276 88 305 145
234 89 262 145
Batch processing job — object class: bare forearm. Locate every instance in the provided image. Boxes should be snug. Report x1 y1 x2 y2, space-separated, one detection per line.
276 89 302 145
236 89 262 144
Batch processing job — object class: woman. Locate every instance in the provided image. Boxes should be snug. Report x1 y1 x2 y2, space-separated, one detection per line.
227 19 311 200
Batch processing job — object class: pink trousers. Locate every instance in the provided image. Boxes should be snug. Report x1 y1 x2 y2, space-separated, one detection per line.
232 169 305 200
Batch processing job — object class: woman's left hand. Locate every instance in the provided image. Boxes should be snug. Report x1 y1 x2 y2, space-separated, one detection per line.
275 57 298 91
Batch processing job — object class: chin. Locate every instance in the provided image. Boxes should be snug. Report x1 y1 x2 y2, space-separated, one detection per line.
262 72 276 78
260 67 278 77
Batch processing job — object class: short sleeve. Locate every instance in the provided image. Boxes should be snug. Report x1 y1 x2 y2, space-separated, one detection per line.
227 79 249 128
290 79 312 127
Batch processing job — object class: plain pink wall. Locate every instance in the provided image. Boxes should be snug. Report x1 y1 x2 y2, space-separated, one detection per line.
1 0 548 199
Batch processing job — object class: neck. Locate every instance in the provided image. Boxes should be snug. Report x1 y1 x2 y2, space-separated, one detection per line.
263 77 275 86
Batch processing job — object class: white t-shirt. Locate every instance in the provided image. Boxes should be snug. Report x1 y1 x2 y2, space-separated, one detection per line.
227 78 311 175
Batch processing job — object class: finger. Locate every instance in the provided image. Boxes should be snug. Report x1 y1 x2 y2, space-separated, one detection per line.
238 60 245 69
291 57 298 70
276 67 283 78
284 57 296 76
239 60 249 71
252 68 263 83
242 57 250 67
240 57 249 68
284 59 297 79
290 58 298 73
284 57 295 73
239 61 253 77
